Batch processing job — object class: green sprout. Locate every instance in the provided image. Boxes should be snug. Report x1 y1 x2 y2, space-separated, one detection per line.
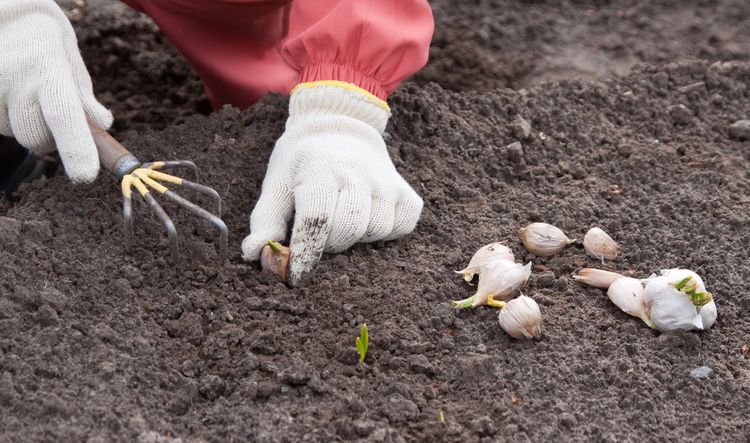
355 323 369 363
439 410 446 425
267 239 284 252
672 276 713 307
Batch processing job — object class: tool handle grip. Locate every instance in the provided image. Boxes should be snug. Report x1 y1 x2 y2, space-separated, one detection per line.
87 117 139 178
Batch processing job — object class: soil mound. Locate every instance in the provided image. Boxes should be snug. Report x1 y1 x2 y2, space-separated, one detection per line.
3 1 750 441
2 59 750 441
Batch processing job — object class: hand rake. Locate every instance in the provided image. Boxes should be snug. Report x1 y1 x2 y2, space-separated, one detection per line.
88 118 228 264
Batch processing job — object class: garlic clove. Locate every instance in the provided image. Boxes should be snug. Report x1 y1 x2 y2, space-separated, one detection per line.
452 261 532 309
573 268 624 289
606 277 654 328
477 261 532 303
583 227 620 261
519 223 574 257
260 240 290 282
643 270 715 331
455 242 514 282
497 295 542 339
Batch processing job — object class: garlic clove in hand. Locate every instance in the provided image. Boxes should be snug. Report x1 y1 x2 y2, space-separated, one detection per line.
519 223 574 257
497 295 542 339
573 268 624 289
606 277 654 328
455 242 514 282
643 269 715 331
260 240 290 282
583 227 620 261
451 261 532 309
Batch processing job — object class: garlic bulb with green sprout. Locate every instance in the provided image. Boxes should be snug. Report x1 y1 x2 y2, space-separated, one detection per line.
519 223 574 256
607 277 655 328
573 268 624 289
643 269 715 331
583 227 620 261
496 295 542 339
451 260 532 309
260 240 290 282
455 242 514 282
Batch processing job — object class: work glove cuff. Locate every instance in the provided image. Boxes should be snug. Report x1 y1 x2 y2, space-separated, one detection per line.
287 81 391 135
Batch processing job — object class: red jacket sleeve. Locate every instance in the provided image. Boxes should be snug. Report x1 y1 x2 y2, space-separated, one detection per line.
119 0 433 107
282 0 434 100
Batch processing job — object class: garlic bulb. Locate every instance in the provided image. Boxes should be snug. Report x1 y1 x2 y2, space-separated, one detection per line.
606 277 654 328
643 269 715 331
573 268 624 289
455 242 514 282
452 261 532 309
700 300 718 330
260 240 290 282
497 295 542 339
583 227 620 261
519 223 574 256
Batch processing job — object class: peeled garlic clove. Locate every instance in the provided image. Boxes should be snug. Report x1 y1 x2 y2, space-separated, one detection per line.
573 268 624 289
606 277 654 328
452 261 532 309
583 227 620 261
498 295 542 339
643 269 715 331
519 223 574 257
455 242 514 282
260 240 290 282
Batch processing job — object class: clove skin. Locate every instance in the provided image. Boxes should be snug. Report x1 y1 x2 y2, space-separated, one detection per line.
455 242 514 282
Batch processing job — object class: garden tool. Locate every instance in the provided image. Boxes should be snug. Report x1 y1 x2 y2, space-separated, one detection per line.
87 118 228 264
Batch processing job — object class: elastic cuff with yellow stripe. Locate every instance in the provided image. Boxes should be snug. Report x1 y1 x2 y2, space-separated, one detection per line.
291 80 390 112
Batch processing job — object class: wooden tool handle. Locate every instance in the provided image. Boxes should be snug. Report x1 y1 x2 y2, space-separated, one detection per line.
86 117 133 174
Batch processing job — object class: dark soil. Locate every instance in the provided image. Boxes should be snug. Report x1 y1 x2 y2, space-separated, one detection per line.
2 1 750 442
418 0 750 91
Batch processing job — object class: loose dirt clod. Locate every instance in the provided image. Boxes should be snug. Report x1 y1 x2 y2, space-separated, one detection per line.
727 119 750 140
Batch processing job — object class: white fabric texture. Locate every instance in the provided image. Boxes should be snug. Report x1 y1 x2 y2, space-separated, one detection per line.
242 84 423 285
0 0 112 183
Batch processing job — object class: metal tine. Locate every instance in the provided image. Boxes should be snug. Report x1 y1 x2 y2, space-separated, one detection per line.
161 189 228 263
142 192 179 265
143 160 198 180
179 179 222 216
123 193 134 253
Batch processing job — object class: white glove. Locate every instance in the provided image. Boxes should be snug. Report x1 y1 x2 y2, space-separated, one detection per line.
241 83 423 286
0 0 112 183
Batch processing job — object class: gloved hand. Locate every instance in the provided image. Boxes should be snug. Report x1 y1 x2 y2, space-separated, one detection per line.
0 0 112 183
241 82 423 286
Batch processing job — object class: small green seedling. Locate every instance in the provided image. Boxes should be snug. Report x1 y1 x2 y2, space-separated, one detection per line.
355 323 369 363
439 410 446 425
